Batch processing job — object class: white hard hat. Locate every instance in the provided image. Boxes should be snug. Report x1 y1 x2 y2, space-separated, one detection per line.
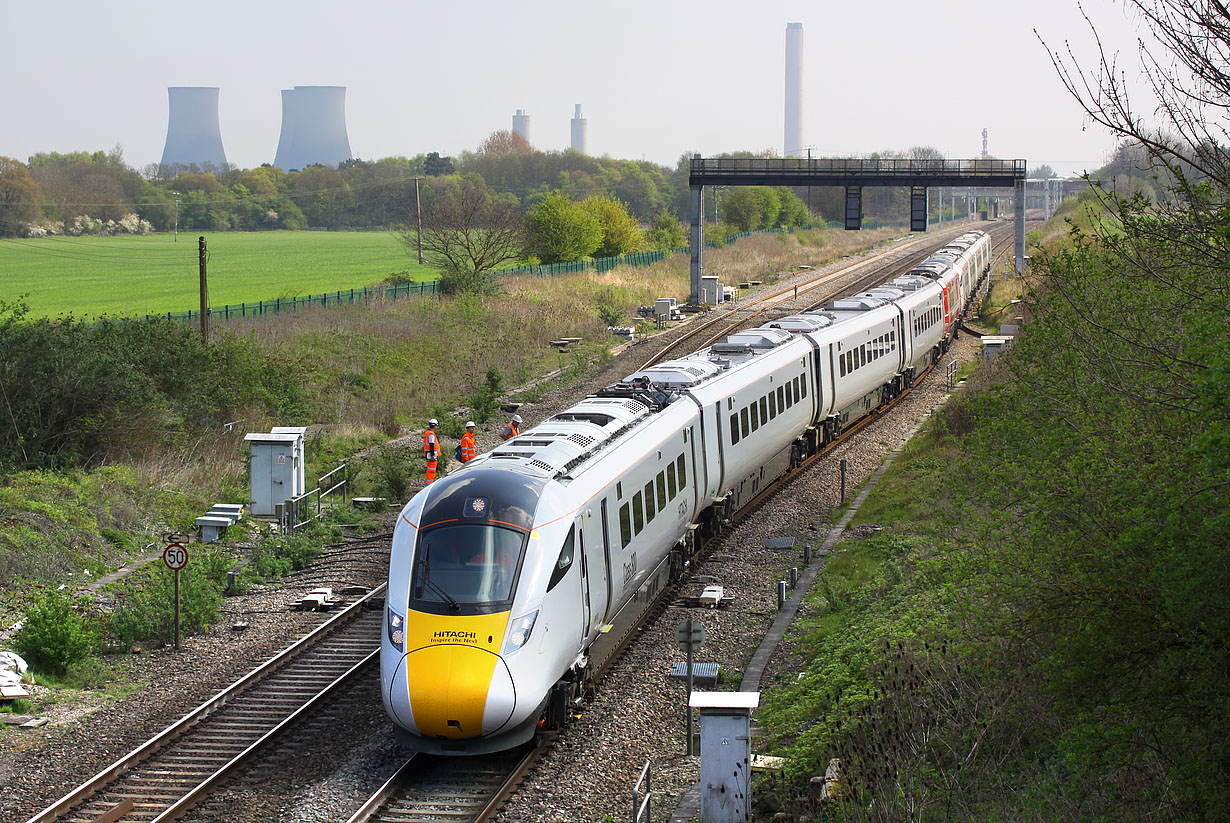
512 414 523 423
428 418 438 426
466 421 476 428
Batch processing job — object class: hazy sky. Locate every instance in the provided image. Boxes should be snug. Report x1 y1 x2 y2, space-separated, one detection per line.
2 0 1147 178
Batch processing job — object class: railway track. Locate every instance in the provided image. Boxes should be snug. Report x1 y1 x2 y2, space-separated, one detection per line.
640 222 1009 370
25 224 1022 823
25 586 386 823
345 222 1022 823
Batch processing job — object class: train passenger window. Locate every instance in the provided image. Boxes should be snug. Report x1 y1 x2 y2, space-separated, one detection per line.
740 408 750 438
839 356 846 377
759 397 768 422
677 455 686 488
619 504 631 548
750 402 759 432
617 482 622 500
800 375 807 397
656 473 667 509
643 481 656 520
547 526 575 592
768 391 777 419
793 377 801 402
777 386 785 411
632 494 644 534
667 463 677 497
730 414 740 444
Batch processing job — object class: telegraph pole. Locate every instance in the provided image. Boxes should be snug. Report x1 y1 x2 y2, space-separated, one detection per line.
413 177 424 264
198 236 208 343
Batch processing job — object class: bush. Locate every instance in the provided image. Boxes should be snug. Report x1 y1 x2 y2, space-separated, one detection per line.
467 367 505 424
371 445 414 503
13 590 97 676
596 302 624 327
251 532 292 579
104 548 231 647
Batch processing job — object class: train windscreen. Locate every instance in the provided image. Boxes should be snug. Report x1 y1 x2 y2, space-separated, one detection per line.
412 525 525 611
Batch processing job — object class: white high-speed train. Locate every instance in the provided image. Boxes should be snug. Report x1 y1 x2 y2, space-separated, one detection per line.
382 230 992 754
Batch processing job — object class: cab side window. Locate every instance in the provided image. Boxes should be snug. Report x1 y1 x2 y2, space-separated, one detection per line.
547 525 575 591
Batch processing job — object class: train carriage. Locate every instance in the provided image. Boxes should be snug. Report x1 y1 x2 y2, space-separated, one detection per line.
383 229 992 755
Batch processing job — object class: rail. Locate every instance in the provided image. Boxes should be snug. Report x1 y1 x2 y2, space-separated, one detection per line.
26 584 386 823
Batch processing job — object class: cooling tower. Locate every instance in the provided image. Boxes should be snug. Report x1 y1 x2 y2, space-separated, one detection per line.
570 104 587 154
161 87 228 169
784 23 804 158
273 86 353 170
513 109 531 144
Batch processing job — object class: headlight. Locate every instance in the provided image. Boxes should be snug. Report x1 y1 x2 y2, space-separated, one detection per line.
387 606 405 653
503 610 538 655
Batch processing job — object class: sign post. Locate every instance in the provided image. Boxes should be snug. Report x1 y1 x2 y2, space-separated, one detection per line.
675 618 706 755
163 543 189 649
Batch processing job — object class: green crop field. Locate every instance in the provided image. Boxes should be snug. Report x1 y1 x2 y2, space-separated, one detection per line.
0 231 438 318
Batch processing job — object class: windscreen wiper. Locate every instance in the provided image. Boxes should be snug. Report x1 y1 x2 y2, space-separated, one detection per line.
415 557 461 611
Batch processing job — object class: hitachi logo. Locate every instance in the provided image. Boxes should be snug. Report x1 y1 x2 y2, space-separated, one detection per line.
433 631 477 640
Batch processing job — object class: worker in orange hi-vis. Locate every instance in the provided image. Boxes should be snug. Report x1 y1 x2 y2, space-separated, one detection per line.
459 421 478 464
423 418 440 483
500 413 522 441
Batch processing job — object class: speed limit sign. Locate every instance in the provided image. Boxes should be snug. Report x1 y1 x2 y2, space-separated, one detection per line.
163 543 189 570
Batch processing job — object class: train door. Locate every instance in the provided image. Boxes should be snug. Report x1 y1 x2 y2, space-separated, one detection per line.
573 517 592 638
590 502 613 627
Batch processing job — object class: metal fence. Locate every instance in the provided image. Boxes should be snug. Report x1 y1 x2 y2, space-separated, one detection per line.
151 222 910 324
144 280 442 323
278 462 349 533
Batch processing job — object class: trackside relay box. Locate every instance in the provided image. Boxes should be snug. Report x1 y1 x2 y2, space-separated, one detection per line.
245 430 306 516
690 691 759 823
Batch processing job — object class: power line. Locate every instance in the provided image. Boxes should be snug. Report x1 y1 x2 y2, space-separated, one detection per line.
0 237 194 265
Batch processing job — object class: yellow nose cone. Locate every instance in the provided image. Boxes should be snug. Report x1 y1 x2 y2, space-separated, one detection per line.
406 644 511 738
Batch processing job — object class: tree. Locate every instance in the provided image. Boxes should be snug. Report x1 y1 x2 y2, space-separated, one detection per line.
722 186 780 232
424 152 455 176
777 188 810 225
286 165 353 227
646 209 687 251
1032 164 1058 179
524 192 602 263
579 194 642 257
401 175 525 294
478 130 532 157
0 157 43 236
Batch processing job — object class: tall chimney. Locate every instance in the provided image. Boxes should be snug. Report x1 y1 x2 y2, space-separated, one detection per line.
570 104 587 154
512 109 531 145
784 23 804 158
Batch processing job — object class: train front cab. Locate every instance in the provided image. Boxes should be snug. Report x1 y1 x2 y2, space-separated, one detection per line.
384 469 548 754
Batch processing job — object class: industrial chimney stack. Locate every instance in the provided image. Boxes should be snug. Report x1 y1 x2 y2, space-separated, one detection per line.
273 86 353 171
512 109 531 145
161 87 228 169
570 104 587 154
784 23 804 158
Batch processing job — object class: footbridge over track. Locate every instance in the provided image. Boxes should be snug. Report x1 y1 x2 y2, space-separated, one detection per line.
687 156 1028 303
